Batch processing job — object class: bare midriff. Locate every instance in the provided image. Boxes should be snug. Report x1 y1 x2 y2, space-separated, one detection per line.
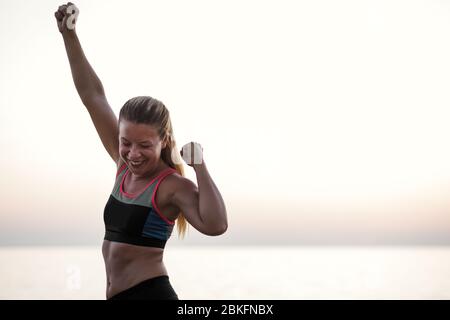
102 239 168 299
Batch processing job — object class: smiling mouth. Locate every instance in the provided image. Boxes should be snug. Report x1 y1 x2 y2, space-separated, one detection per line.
129 160 146 166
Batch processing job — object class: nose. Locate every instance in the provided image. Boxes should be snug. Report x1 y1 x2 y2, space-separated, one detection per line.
128 145 142 159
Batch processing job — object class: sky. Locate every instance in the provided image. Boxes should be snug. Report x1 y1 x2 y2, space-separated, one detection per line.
1 0 450 246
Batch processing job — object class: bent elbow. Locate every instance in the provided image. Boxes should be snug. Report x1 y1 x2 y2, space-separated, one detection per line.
205 224 228 236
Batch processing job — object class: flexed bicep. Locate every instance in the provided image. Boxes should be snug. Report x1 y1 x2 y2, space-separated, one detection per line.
171 178 218 236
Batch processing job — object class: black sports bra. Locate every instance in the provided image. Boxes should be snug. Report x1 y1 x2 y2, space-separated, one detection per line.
103 164 177 248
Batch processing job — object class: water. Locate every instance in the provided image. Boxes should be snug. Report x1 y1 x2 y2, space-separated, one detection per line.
0 245 449 300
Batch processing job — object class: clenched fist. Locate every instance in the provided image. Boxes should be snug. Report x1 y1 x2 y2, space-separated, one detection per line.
180 142 204 167
54 2 79 33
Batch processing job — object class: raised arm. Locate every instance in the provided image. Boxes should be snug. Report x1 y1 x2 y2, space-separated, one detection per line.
55 2 120 165
170 143 228 236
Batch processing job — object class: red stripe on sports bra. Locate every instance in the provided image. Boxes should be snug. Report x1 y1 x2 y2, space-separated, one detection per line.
120 167 176 199
116 162 127 178
151 168 177 225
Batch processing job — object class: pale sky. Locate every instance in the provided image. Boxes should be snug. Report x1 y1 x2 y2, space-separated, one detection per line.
2 0 450 245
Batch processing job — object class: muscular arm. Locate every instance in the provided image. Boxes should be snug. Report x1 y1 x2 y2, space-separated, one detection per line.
171 161 228 236
62 31 105 102
193 162 228 233
56 3 119 163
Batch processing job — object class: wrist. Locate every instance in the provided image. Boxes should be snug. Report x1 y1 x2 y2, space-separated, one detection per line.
193 161 206 172
62 30 77 40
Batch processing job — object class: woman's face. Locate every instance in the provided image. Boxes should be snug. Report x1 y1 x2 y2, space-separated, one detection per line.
118 120 166 176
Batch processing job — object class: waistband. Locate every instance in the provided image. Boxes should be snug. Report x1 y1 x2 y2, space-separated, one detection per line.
108 275 170 300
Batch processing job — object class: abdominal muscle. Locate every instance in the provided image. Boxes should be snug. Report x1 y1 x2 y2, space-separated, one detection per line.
102 239 168 299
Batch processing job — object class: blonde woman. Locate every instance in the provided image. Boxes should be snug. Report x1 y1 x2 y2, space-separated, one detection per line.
55 2 228 300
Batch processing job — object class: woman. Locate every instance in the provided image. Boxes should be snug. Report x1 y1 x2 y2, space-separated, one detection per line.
54 3 228 300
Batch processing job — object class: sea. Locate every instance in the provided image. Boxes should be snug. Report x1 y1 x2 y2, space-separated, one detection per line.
1 245 449 300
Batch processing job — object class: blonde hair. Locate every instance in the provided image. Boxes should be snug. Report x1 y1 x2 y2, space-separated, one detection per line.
119 96 188 239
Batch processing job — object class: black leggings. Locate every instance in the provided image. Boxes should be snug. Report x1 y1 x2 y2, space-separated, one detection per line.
108 275 179 300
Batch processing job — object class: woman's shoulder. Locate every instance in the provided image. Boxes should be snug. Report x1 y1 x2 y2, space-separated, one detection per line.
159 170 197 196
